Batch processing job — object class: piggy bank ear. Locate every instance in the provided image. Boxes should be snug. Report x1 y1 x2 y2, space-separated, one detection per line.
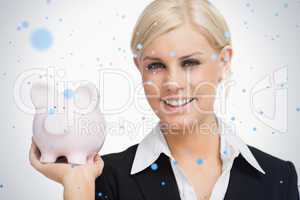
74 83 99 110
30 81 49 109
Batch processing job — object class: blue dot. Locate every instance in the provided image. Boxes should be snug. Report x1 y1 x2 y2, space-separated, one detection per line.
30 28 53 50
224 32 231 39
211 52 218 60
259 110 264 115
161 181 166 186
21 21 29 28
172 160 177 165
97 192 102 197
296 107 300 112
169 50 177 57
231 116 235 121
48 107 55 115
136 43 143 50
64 89 74 99
223 149 227 155
253 127 257 131
196 159 204 165
150 163 158 171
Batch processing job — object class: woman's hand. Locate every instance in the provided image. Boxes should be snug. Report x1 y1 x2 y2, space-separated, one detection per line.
29 138 104 186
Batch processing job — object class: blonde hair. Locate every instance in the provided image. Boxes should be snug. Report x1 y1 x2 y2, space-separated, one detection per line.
130 0 233 95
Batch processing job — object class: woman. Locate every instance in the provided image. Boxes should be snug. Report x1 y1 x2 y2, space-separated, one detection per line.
29 0 299 199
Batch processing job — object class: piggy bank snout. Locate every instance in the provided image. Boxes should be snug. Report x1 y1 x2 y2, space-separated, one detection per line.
44 114 68 135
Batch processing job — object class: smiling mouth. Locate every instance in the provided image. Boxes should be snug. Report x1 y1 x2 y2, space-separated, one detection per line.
161 98 196 107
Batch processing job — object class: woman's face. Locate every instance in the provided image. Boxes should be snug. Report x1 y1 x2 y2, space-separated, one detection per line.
134 23 232 131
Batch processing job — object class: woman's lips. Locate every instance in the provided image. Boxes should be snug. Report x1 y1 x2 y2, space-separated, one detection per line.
160 98 197 113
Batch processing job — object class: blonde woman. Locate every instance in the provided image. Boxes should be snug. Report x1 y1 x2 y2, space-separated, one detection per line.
29 0 299 199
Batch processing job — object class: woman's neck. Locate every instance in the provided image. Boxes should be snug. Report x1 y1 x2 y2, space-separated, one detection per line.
160 114 221 161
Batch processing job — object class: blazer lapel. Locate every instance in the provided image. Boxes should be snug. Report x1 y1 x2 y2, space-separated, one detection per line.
224 154 266 200
132 153 182 200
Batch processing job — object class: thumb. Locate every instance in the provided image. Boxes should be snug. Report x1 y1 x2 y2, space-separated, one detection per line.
87 153 96 165
93 154 104 178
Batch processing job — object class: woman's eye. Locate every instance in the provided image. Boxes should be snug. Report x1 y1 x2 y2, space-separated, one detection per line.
146 62 165 71
182 59 201 68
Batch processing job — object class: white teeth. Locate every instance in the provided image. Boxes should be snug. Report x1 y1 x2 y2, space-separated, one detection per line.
164 98 194 107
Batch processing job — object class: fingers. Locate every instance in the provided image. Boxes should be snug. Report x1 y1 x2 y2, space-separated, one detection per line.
94 154 101 162
85 153 104 178
93 154 104 178
29 139 104 181
87 153 96 165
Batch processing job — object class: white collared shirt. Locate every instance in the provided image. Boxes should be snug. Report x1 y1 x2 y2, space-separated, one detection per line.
130 116 266 200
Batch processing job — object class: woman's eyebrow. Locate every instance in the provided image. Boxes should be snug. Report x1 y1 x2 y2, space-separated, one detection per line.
142 56 161 61
142 51 203 61
179 52 203 60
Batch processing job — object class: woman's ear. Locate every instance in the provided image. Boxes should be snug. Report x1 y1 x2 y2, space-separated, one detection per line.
218 45 233 81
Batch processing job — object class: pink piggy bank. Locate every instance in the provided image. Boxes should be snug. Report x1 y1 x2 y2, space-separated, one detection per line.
30 81 106 165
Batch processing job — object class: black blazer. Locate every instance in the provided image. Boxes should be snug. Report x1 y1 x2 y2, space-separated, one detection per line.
95 143 299 200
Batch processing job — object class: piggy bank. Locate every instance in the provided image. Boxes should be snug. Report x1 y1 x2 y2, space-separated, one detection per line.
30 81 106 165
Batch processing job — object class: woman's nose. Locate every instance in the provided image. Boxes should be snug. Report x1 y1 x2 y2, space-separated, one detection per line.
162 66 186 93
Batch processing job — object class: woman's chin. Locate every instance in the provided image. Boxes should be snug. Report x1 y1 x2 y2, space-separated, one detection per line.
159 115 199 132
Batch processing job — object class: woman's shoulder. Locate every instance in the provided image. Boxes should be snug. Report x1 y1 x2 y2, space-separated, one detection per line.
248 144 287 164
246 145 299 198
100 143 139 171
247 144 296 169
95 144 140 199
246 144 298 182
